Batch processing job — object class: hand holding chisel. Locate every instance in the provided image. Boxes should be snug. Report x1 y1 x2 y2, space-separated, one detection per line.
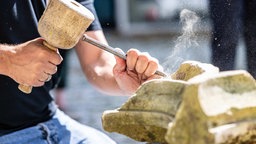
82 34 167 77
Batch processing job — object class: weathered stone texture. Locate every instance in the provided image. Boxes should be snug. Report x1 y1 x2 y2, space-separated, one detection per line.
102 61 256 144
102 79 186 143
166 70 256 144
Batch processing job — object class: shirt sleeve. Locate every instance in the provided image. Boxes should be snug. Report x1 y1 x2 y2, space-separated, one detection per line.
76 0 102 31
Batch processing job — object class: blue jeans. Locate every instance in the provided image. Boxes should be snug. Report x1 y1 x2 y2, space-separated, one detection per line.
0 109 116 144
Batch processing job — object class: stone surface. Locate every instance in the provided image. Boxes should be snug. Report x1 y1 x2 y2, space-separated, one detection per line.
171 60 219 81
102 79 186 143
102 60 256 144
166 70 256 144
102 61 219 143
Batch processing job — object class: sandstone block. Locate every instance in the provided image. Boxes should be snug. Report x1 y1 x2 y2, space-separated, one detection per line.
166 70 256 144
102 79 186 143
102 61 219 143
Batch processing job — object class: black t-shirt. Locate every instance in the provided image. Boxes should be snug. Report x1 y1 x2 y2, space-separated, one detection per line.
0 0 101 136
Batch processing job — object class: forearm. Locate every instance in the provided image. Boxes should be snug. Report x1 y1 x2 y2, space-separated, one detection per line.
75 31 125 96
84 52 125 96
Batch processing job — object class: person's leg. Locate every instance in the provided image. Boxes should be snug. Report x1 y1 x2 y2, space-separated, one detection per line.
243 0 256 78
209 0 243 71
50 109 117 144
0 109 116 144
0 125 48 144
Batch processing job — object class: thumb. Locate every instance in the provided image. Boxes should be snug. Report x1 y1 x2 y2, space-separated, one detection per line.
113 48 126 74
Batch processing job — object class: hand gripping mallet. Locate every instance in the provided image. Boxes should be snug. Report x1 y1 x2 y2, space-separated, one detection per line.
18 0 95 93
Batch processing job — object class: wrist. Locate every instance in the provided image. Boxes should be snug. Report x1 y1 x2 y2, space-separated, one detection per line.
0 44 13 76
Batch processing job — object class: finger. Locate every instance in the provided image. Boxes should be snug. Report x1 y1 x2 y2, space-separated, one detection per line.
113 48 126 74
24 72 45 87
126 49 140 71
32 81 45 87
48 49 63 65
45 75 52 82
114 48 126 61
143 58 159 77
38 43 63 66
135 52 150 74
44 63 58 75
38 72 50 82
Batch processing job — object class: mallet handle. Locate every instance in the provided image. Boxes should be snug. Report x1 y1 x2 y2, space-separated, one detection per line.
82 34 167 77
18 84 32 94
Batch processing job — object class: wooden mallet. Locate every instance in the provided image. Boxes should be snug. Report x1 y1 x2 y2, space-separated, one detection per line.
18 0 95 93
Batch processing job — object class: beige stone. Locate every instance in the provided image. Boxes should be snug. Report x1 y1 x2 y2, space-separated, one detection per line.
165 70 256 144
102 61 219 143
171 60 219 81
102 61 256 144
102 79 186 143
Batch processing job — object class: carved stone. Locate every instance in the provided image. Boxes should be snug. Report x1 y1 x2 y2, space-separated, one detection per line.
102 79 186 143
166 70 256 144
102 61 256 144
170 60 219 81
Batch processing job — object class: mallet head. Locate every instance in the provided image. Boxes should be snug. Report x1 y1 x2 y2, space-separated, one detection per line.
38 0 95 49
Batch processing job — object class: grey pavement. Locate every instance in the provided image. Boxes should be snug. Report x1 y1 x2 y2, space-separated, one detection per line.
52 30 246 144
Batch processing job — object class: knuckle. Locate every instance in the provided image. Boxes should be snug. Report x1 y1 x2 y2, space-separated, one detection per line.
36 81 44 87
149 60 158 68
35 63 43 70
31 73 38 80
151 57 159 63
58 55 63 64
127 49 139 57
138 55 149 62
51 66 58 74
54 54 63 65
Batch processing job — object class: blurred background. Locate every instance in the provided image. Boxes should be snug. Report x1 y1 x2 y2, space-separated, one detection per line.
52 0 247 143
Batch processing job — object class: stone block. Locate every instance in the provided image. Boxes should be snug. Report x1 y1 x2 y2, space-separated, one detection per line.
102 61 256 144
166 70 256 144
102 61 219 143
102 79 186 143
